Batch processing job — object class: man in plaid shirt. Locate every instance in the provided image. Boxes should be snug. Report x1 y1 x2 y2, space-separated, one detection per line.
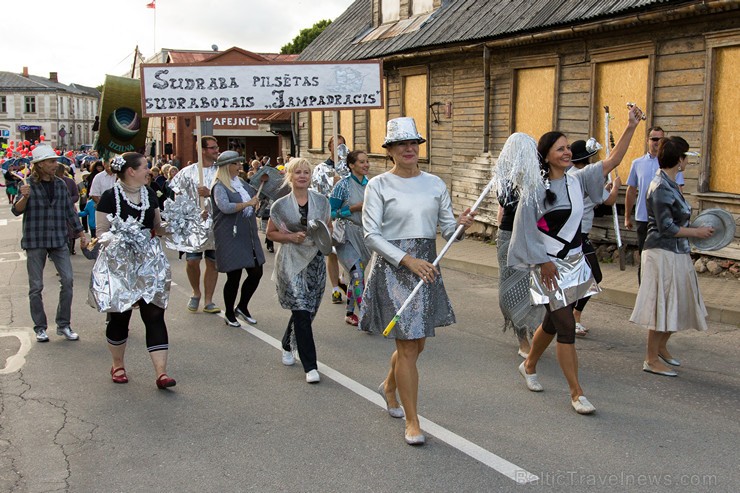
12 146 89 342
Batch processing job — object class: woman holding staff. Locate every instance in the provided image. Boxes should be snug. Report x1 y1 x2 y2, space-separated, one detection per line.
359 117 475 445
508 106 642 414
210 151 264 327
329 150 371 327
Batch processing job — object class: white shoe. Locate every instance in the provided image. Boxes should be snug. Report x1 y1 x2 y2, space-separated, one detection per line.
575 323 588 337
517 349 529 359
571 396 596 414
306 369 320 383
518 361 543 392
281 350 295 366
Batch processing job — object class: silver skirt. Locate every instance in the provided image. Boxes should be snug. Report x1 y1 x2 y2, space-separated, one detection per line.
359 238 455 339
529 252 600 310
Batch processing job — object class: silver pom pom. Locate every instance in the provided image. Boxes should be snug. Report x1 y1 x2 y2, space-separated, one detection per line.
110 156 126 172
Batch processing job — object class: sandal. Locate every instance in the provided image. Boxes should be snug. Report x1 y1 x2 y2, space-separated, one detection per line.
156 373 177 389
111 367 128 384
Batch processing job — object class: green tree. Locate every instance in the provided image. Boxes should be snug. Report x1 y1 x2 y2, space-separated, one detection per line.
280 19 332 54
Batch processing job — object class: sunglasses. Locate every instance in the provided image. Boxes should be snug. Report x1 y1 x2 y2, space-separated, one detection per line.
205 146 219 150
649 137 662 142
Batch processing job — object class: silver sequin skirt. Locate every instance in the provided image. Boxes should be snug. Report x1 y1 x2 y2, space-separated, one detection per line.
359 238 455 339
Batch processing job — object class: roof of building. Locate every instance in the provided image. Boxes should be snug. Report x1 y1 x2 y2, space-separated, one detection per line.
299 0 686 61
0 71 98 96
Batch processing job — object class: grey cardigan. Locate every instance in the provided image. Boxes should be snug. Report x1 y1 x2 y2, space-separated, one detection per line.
644 170 691 254
211 179 266 272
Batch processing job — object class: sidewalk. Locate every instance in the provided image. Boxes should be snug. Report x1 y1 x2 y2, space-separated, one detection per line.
437 236 740 326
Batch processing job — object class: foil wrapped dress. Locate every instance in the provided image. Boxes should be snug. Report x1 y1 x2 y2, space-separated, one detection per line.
162 163 217 252
270 190 331 312
89 185 171 312
330 174 371 271
359 172 459 339
507 163 605 310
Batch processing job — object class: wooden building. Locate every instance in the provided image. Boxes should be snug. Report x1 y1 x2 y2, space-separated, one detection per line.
297 0 740 259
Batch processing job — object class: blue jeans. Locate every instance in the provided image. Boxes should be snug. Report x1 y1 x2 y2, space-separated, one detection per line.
26 247 74 332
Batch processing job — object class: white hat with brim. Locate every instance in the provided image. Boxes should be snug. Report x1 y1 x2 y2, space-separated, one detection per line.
30 145 58 164
382 117 426 148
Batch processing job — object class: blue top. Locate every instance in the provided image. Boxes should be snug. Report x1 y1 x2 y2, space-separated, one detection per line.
78 199 96 229
627 153 684 222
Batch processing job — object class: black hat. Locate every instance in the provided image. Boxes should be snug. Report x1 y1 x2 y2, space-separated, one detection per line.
570 140 598 163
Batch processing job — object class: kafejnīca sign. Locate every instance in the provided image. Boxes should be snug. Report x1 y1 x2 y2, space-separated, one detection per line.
139 60 383 117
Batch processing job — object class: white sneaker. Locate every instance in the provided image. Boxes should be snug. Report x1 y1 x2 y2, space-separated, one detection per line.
281 350 295 366
305 369 320 383
57 327 79 341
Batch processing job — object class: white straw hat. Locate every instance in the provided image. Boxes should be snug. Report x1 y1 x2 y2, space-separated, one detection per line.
30 145 58 164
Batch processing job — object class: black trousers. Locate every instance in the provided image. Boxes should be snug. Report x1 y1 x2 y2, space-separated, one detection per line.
636 221 648 284
281 310 317 372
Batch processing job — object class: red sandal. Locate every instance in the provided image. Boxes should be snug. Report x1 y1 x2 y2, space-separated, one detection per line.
156 373 176 389
110 367 128 384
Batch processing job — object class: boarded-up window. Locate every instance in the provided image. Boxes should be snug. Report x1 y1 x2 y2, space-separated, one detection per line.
709 45 740 193
593 58 649 182
403 73 428 159
513 67 555 141
412 0 434 16
382 0 400 23
368 80 387 154
310 111 323 150
339 110 354 150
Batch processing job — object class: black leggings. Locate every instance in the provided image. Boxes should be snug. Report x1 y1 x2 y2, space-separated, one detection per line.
574 234 602 312
223 265 263 317
541 302 577 345
106 301 168 352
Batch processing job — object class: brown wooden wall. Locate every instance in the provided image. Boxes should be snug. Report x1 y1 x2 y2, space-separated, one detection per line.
298 10 740 258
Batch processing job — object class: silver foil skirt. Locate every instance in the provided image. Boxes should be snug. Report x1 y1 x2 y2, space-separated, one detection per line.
88 216 171 313
529 253 600 310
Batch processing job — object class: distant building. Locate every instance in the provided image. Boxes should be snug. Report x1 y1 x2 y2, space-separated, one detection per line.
0 67 100 150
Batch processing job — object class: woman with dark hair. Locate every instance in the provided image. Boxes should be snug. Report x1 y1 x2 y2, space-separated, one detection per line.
360 117 475 445
330 150 371 327
630 137 713 377
94 152 175 389
210 151 264 327
508 106 643 414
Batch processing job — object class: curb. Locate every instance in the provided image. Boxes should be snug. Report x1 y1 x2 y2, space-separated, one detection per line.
440 257 740 326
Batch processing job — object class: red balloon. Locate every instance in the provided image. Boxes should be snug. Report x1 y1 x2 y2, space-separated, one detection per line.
56 149 61 155
30 145 36 150
40 135 45 141
8 140 13 145
66 151 74 157
23 140 30 146
34 140 39 145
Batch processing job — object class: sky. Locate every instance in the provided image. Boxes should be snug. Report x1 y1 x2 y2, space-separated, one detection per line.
3 0 355 88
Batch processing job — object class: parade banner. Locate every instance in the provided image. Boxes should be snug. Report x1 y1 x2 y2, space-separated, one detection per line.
139 60 383 116
97 75 150 156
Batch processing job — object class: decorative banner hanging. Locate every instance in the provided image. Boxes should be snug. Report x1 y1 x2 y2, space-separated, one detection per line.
140 60 383 117
97 75 150 158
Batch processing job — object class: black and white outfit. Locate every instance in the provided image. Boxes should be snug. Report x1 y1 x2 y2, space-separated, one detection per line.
212 178 265 323
95 183 170 353
508 163 604 344
270 190 331 373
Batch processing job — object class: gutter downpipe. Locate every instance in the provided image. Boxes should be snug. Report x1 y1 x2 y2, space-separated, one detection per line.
483 45 491 154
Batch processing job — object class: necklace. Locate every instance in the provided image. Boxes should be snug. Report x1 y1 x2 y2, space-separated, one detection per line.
114 181 149 224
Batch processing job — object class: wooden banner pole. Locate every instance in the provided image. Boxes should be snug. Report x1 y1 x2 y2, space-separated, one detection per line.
195 116 204 208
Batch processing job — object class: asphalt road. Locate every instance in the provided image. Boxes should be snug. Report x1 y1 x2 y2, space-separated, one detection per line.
0 204 738 493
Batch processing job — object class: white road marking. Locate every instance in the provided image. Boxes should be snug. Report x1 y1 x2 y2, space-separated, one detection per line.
0 251 26 263
238 314 537 484
0 219 7 226
0 328 33 374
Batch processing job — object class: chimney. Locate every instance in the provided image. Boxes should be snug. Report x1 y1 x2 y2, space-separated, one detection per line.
49 72 58 83
22 66 29 77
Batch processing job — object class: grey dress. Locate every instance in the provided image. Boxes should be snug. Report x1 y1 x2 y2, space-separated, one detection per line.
211 179 265 273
